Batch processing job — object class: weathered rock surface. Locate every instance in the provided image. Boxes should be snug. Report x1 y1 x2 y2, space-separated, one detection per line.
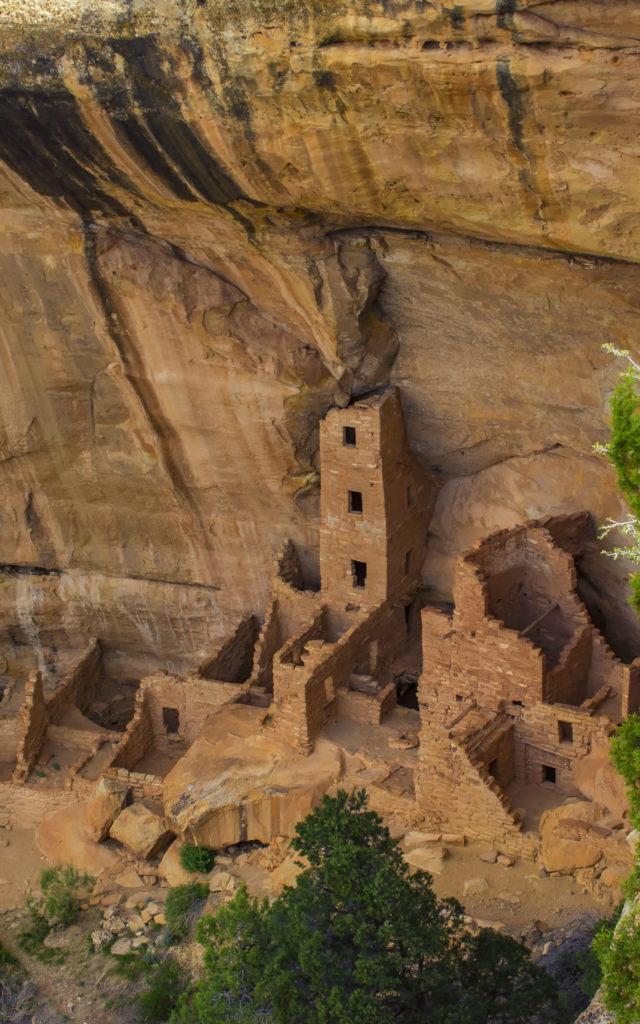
36 801 125 874
83 776 130 842
0 0 639 679
163 704 343 847
110 803 172 860
540 801 607 874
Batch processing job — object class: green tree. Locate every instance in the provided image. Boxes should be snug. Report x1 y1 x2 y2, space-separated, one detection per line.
595 344 640 613
173 790 562 1024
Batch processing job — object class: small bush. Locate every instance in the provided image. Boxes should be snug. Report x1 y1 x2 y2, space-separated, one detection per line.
165 883 209 939
40 864 93 927
179 843 215 874
17 864 93 960
138 959 187 1023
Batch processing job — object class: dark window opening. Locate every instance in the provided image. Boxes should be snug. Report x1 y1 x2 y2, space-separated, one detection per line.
488 759 499 780
543 764 556 785
558 720 573 744
405 550 412 574
396 674 418 710
404 602 417 636
455 694 463 702
348 490 363 514
0 684 5 702
513 700 524 707
343 426 356 447
407 485 415 509
352 560 367 588
162 706 180 734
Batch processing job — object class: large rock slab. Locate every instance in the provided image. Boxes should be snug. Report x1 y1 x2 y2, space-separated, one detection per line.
163 705 343 848
110 803 173 860
540 801 607 874
84 777 130 842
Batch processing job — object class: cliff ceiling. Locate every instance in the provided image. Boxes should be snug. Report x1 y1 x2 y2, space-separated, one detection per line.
1 0 639 680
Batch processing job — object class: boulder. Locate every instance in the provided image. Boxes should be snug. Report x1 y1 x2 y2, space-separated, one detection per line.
479 850 498 864
209 871 234 893
84 777 130 842
110 803 173 860
572 738 629 819
539 801 606 874
400 831 442 851
110 938 133 956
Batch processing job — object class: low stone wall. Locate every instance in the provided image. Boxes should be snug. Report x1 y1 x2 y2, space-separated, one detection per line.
110 688 154 771
248 597 281 692
336 682 397 725
104 765 163 801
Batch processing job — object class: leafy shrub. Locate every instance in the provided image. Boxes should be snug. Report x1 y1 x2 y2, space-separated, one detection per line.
39 864 93 927
179 843 215 874
165 883 209 939
17 864 93 960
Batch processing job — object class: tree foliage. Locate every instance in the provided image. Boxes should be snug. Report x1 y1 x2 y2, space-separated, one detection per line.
172 791 563 1024
595 345 640 613
179 843 216 874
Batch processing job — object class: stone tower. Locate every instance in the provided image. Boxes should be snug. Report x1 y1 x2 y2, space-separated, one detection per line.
319 388 434 626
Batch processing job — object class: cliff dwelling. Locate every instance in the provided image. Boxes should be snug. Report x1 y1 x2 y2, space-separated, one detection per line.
1 387 636 875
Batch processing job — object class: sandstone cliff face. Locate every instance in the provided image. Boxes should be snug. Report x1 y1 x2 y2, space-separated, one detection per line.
1 0 639 680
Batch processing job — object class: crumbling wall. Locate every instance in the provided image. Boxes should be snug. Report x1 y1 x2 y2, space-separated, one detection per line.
141 671 240 750
336 682 397 725
45 639 101 722
104 765 163 802
415 721 534 857
248 598 282 692
198 615 259 684
110 688 154 771
0 719 18 764
274 601 406 752
13 672 48 781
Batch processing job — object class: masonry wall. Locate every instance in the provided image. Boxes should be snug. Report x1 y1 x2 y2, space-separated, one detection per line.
141 672 240 749
510 699 612 793
0 719 18 763
110 688 154 771
545 625 592 706
274 601 407 752
198 615 258 684
13 672 49 781
46 639 101 722
248 597 281 692
415 723 534 856
319 388 437 621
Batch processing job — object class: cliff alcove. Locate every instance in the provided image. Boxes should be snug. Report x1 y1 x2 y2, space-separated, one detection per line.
0 3 640 1019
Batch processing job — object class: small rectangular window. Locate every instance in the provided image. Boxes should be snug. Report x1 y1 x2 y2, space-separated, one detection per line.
352 560 367 588
348 490 363 514
542 765 556 785
558 720 573 744
513 700 524 708
405 550 412 574
407 485 415 509
488 759 499 780
343 426 356 447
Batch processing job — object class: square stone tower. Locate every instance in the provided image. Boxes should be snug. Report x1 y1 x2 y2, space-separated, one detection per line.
319 387 434 622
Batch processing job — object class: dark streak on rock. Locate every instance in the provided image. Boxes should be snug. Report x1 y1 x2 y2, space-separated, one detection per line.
496 55 526 153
